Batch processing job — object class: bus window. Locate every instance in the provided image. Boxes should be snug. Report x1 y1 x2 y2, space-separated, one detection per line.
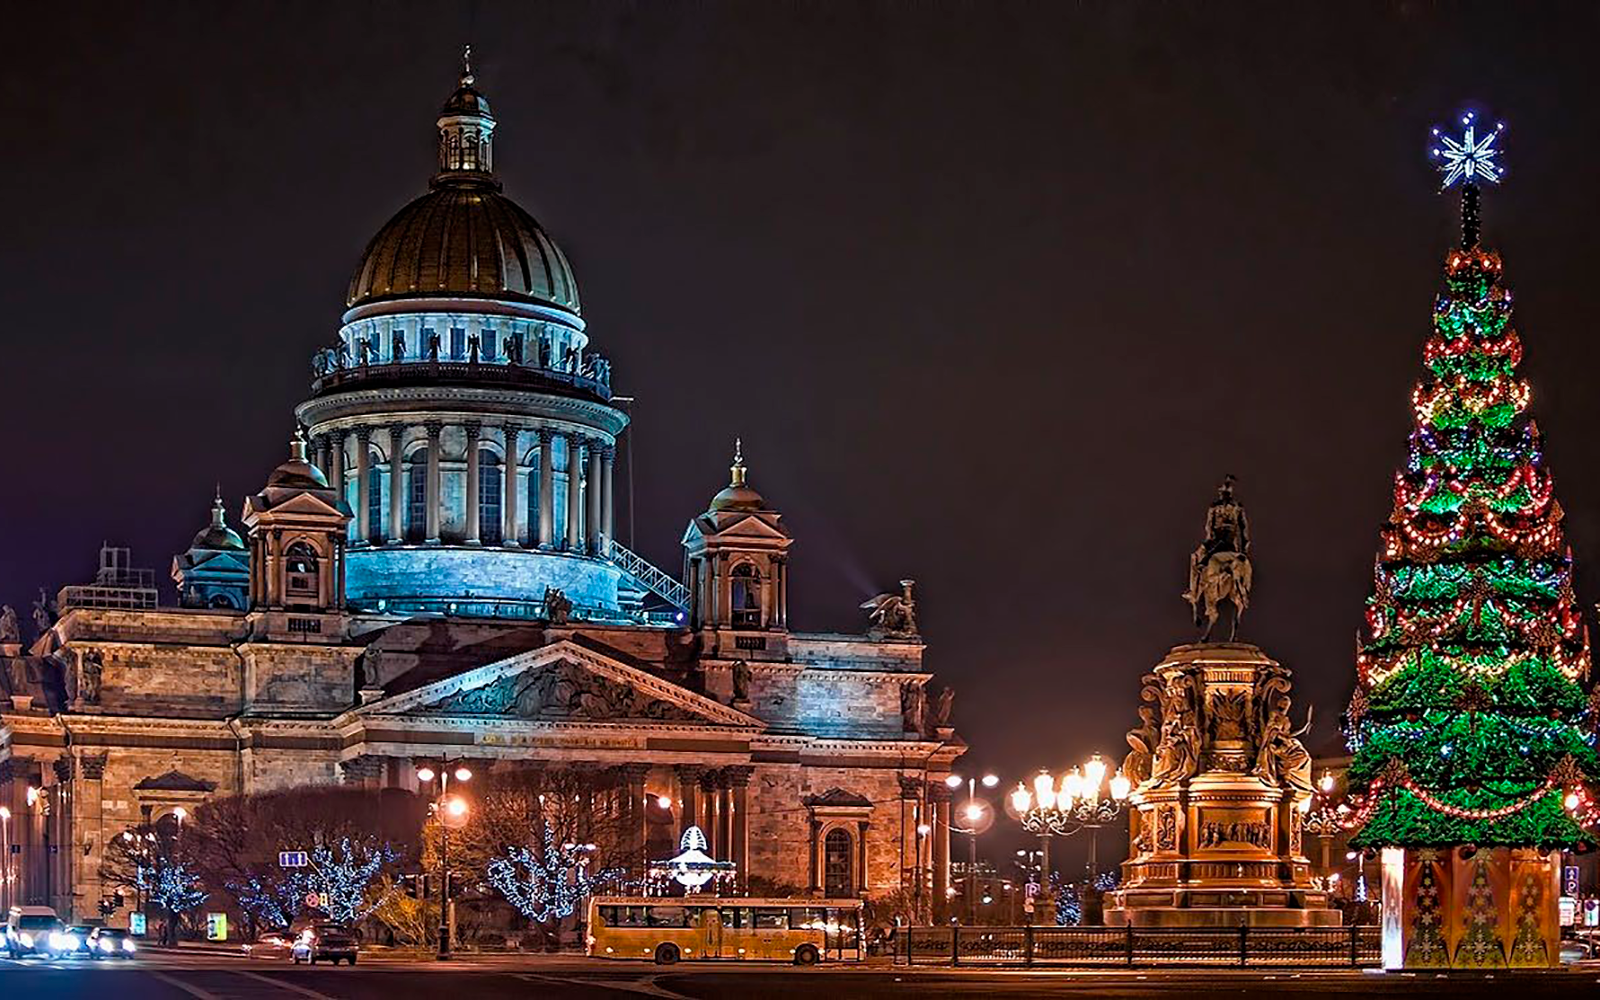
646 906 690 928
753 908 790 930
719 908 748 929
597 906 616 925
619 906 646 926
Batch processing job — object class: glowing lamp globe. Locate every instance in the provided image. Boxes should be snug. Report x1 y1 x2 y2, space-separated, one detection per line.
1109 770 1132 801
1010 785 1032 813
1084 754 1108 791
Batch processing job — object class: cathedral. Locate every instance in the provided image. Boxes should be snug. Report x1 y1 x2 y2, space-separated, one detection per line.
0 60 963 925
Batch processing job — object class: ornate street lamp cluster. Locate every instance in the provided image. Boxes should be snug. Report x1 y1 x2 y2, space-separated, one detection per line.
1008 753 1132 879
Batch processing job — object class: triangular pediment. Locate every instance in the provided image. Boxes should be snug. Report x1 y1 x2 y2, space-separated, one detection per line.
682 512 791 547
259 492 347 518
357 640 762 729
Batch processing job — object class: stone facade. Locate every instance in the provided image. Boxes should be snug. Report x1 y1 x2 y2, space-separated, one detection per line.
0 59 964 927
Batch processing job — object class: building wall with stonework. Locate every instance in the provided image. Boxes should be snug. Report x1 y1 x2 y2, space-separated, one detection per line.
0 64 965 930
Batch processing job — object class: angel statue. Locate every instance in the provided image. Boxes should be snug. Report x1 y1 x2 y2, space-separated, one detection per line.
1184 475 1253 641
861 579 918 638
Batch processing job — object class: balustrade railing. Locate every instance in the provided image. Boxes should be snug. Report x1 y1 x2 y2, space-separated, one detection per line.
605 540 690 611
311 357 613 401
900 925 1380 968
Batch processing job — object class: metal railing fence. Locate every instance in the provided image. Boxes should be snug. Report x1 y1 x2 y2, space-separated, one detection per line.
900 924 1380 968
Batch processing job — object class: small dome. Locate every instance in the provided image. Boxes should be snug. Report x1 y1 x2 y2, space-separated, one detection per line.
191 496 245 551
346 183 580 313
710 483 765 512
709 440 765 512
267 433 329 490
442 81 491 117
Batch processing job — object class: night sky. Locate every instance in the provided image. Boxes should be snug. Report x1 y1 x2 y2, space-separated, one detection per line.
6 3 1600 870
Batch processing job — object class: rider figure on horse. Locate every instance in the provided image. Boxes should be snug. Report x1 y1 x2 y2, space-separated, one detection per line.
1185 475 1253 638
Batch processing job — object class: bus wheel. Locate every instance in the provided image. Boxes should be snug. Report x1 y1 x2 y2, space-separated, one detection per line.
654 943 680 965
794 944 820 966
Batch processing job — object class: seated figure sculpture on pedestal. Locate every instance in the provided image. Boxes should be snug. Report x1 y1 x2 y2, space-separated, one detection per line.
1108 477 1340 929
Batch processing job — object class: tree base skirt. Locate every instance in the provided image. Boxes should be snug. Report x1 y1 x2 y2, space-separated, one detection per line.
1380 846 1560 969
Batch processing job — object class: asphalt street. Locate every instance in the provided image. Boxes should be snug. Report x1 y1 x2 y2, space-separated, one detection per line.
1 952 1598 999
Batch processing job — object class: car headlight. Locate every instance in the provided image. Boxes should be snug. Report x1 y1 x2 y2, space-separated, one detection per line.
20 932 34 947
49 932 67 949
123 939 136 952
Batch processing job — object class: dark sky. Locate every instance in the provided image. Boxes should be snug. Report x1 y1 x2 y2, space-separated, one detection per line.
6 3 1600 871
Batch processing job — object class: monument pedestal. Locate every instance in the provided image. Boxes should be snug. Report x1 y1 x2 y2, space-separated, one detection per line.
1106 642 1341 929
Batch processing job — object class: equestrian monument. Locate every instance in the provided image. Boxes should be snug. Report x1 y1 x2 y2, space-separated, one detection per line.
1108 478 1341 928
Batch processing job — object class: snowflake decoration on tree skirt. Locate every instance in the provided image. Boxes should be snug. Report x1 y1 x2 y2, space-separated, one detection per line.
1431 111 1505 189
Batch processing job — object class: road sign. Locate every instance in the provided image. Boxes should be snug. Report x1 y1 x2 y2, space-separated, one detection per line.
1560 896 1577 926
1564 865 1581 896
280 850 309 868
305 892 322 908
206 913 228 941
1585 898 1599 927
1025 882 1040 899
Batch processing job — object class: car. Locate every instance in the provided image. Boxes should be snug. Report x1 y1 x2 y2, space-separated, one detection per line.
5 906 64 959
47 925 96 958
242 929 294 959
88 927 137 959
1560 936 1598 963
291 924 359 965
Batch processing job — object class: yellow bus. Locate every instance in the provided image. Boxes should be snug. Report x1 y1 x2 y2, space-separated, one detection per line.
586 896 863 965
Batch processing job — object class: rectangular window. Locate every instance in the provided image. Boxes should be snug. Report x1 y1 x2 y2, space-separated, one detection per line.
482 329 497 361
753 909 789 930
645 906 689 928
450 327 466 360
719 907 749 929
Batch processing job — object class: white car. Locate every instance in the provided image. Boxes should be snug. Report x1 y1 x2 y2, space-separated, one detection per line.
5 906 64 959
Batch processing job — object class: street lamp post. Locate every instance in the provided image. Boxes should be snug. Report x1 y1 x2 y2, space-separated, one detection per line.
1303 771 1342 882
416 761 473 960
0 805 11 914
945 773 998 925
1009 753 1132 886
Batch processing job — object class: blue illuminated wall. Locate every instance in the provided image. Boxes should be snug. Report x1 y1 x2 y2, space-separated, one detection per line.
345 546 622 618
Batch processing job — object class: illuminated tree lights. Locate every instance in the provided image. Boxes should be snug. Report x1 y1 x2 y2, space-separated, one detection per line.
486 821 626 924
1346 131 1599 849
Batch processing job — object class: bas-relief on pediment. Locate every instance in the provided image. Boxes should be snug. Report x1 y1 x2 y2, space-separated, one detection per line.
416 658 705 724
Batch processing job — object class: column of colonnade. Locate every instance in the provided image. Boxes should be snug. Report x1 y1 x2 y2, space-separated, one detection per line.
314 423 617 553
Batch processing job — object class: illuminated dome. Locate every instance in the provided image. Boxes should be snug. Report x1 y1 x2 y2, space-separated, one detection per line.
343 56 580 315
709 442 765 512
190 496 245 552
266 433 329 490
345 183 580 313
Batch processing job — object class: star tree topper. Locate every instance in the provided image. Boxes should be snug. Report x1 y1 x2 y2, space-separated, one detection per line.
1431 111 1505 189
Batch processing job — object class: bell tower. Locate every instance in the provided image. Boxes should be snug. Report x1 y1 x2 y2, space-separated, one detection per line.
681 441 792 638
243 432 352 613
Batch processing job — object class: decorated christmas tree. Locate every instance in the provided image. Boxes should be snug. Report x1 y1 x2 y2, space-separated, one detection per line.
1345 113 1599 851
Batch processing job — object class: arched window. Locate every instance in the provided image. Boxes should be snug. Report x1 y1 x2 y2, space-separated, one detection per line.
406 448 428 542
823 828 854 898
285 541 319 600
479 449 503 545
367 451 384 542
730 563 762 628
208 593 236 610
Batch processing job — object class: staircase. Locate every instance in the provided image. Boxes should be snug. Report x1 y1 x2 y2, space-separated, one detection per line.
606 540 690 611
